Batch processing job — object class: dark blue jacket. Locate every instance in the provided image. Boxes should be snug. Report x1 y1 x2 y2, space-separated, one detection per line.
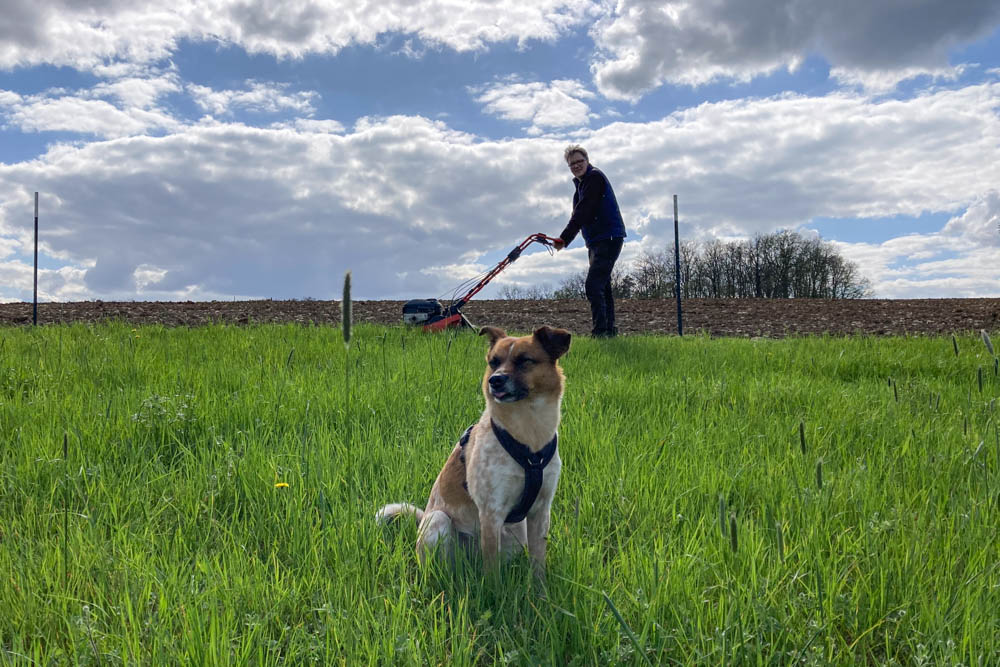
559 165 626 248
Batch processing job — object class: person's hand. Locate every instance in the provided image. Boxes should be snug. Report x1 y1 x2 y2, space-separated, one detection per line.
553 238 565 251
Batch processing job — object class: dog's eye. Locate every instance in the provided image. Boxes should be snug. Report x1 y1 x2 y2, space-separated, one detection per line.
489 357 501 368
516 357 535 367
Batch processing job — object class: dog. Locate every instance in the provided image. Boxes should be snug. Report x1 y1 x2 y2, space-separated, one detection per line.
376 325 571 577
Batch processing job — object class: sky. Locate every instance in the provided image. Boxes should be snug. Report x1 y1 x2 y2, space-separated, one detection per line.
1 0 999 303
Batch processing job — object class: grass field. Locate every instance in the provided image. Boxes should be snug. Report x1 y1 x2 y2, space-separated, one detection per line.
1 321 998 665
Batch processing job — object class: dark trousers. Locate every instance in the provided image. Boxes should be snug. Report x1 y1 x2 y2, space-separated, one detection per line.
585 238 623 335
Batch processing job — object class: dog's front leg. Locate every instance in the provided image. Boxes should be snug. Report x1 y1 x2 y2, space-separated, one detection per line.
478 511 504 573
526 507 551 580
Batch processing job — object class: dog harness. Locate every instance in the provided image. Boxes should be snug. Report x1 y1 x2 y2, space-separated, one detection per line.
458 421 558 524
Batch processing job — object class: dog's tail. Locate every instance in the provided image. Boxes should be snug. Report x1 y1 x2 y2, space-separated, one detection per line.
375 502 424 526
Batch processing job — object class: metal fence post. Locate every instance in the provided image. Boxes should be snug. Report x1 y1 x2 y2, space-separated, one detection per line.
34 192 39 326
673 194 682 336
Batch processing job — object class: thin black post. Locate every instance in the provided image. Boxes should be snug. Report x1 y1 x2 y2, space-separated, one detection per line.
33 192 39 326
673 194 683 336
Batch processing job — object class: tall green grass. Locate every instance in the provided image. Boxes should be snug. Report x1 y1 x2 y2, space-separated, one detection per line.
1 322 997 664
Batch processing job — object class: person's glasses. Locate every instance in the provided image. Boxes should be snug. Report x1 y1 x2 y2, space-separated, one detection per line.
568 159 586 168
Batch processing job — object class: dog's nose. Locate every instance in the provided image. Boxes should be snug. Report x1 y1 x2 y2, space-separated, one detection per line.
488 374 507 389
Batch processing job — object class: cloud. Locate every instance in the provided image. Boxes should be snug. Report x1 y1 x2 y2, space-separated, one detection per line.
941 191 1000 250
0 116 571 301
187 80 318 116
471 78 595 135
0 71 183 138
591 0 1000 99
834 193 1000 297
272 118 345 133
585 83 1000 239
91 72 183 108
0 0 598 72
1 75 322 139
0 94 179 138
829 65 968 94
0 255 91 303
2 82 999 302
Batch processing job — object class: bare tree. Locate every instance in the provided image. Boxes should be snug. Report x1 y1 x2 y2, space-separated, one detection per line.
552 272 587 299
629 231 870 300
701 240 727 298
678 240 701 299
631 249 675 298
552 266 633 300
542 230 870 300
497 283 554 299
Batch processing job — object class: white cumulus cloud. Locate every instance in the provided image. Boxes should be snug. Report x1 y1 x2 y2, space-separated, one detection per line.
2 82 999 302
591 0 1000 99
0 0 599 72
0 71 183 138
836 192 1000 298
187 80 318 116
0 92 181 139
472 78 596 135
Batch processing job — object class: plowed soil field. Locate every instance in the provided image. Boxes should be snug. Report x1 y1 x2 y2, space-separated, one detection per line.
2 298 998 337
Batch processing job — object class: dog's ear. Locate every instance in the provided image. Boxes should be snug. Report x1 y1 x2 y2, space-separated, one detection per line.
478 326 507 349
533 326 572 361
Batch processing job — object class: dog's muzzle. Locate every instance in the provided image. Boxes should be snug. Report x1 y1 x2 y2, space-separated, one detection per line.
488 373 523 402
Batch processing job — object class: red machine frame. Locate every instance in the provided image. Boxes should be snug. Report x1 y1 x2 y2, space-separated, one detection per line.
420 233 561 331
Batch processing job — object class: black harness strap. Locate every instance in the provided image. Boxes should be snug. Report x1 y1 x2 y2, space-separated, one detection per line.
458 425 474 450
457 422 558 523
490 419 558 523
458 425 473 492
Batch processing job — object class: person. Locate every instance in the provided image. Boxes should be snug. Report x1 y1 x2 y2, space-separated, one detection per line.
552 145 627 337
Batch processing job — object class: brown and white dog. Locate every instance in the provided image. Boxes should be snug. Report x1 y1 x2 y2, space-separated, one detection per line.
376 325 571 576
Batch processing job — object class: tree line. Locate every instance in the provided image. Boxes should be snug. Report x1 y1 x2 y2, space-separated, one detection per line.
500 230 872 300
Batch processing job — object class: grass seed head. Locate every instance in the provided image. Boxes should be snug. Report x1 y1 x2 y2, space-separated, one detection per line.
342 271 353 349
982 329 995 357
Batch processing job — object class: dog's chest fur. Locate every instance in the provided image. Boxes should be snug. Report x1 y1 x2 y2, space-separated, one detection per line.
426 416 562 536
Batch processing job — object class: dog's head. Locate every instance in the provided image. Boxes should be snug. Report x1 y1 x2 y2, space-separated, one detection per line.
478 325 571 403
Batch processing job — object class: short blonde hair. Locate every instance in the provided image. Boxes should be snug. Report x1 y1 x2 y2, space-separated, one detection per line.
564 145 588 163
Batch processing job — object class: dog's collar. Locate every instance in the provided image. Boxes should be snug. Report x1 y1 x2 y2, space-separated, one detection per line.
490 419 557 524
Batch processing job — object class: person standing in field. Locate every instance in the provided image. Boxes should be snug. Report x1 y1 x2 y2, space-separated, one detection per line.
552 145 627 338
